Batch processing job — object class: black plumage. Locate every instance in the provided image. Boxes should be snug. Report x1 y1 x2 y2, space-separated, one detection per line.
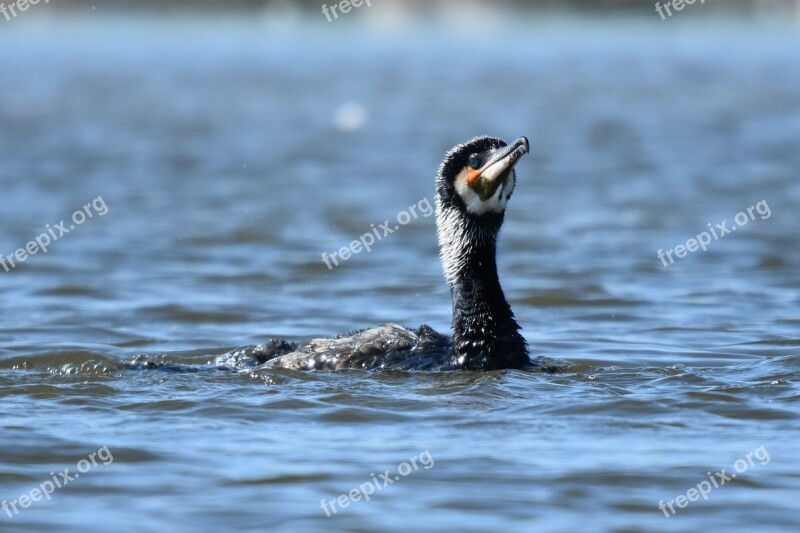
259 136 532 371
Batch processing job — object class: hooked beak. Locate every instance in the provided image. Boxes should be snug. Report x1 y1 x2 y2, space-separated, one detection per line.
467 137 529 187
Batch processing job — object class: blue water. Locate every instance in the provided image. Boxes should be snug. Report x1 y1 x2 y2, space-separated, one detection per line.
1 15 799 533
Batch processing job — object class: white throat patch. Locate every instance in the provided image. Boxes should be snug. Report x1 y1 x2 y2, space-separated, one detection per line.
454 167 516 215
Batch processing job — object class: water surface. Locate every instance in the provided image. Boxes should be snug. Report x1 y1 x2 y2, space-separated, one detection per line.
1 17 799 532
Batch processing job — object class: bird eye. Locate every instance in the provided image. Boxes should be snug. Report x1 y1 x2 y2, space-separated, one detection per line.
468 155 480 170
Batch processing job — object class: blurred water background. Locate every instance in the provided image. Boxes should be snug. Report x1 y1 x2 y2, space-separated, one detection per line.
0 1 799 532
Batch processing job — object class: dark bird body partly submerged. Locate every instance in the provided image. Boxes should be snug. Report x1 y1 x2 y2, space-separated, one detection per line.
256 136 533 371
252 324 453 371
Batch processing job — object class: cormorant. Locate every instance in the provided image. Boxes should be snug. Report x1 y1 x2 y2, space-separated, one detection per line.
256 136 532 371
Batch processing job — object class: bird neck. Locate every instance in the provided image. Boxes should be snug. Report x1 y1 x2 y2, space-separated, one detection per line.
437 209 528 370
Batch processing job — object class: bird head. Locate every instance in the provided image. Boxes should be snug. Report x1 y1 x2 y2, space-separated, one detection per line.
435 136 529 217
